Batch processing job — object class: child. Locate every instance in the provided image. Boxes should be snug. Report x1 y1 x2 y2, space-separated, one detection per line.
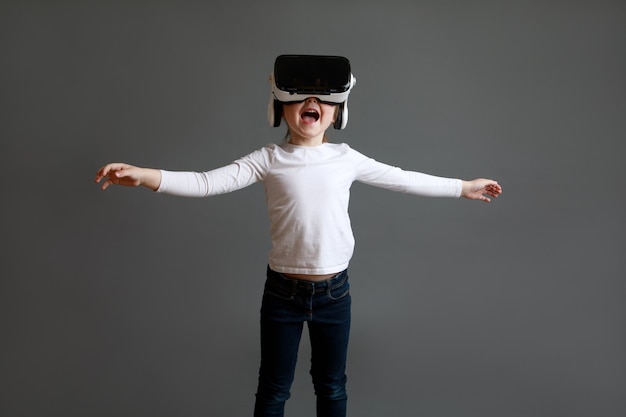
95 55 502 417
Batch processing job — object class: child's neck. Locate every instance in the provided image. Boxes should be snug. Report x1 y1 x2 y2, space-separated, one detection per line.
288 133 326 147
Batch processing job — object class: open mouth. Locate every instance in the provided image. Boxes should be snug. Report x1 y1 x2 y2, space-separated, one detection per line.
301 109 320 123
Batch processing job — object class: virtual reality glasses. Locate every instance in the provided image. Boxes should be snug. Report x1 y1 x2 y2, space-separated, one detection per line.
268 55 356 130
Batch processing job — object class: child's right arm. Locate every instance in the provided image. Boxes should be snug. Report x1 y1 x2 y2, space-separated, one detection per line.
95 145 272 195
95 163 162 191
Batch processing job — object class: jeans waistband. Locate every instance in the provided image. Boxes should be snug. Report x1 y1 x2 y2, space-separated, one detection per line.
266 266 348 295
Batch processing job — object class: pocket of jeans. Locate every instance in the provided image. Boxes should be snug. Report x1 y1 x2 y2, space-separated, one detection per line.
327 282 350 301
264 286 295 301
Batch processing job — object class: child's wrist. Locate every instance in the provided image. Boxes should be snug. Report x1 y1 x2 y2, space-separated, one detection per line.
141 168 161 191
460 180 470 197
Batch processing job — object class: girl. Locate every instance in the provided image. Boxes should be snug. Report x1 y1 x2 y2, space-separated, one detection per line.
95 55 502 417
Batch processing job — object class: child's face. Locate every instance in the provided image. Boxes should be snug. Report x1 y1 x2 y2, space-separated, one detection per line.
282 97 337 145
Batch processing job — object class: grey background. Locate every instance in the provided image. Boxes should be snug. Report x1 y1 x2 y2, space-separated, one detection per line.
1 1 624 416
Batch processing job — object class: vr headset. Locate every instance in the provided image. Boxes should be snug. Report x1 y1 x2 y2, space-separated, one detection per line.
268 55 356 130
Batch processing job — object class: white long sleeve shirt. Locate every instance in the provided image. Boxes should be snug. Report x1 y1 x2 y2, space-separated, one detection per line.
157 142 462 274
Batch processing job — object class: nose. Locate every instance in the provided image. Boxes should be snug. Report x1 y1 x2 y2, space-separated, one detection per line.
305 97 320 103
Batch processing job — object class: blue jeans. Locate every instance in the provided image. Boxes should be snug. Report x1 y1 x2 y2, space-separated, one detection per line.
254 266 351 417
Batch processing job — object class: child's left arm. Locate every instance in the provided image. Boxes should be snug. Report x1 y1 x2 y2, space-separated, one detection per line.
461 179 502 202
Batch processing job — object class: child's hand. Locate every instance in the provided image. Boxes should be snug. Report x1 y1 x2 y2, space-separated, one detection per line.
95 163 161 191
461 179 502 202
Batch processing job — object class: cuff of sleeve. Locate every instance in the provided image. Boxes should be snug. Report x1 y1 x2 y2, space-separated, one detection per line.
154 169 167 193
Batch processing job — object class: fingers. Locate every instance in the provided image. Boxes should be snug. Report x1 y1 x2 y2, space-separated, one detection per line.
488 183 502 198
100 179 113 191
463 179 502 202
96 163 120 182
482 181 502 198
94 163 133 190
96 170 122 190
475 192 491 203
482 181 502 202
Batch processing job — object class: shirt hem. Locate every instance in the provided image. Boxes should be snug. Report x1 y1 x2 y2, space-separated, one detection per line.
268 261 350 275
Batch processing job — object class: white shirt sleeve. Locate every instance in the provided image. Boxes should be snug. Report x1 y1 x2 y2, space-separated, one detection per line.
156 145 275 197
351 148 462 198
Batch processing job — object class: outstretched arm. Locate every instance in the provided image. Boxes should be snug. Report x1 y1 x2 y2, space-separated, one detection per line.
95 163 162 191
461 179 502 202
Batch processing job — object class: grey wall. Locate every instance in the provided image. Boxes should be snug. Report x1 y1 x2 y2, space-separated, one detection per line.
2 1 624 416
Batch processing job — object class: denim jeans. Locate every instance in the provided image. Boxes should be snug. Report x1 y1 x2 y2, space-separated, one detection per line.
254 266 351 417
